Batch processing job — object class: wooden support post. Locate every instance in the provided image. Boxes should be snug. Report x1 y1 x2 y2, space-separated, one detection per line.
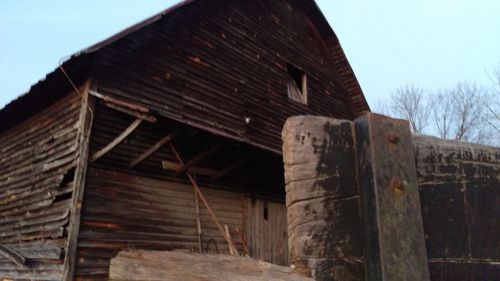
129 133 176 168
224 224 236 256
91 118 142 162
63 81 95 281
193 175 203 253
169 143 238 255
173 143 224 176
235 227 249 256
355 113 430 281
282 116 364 280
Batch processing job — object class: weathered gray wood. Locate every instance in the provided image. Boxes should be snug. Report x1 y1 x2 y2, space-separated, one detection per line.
355 113 430 281
62 81 96 281
91 118 142 162
109 250 314 281
282 116 364 280
0 245 25 266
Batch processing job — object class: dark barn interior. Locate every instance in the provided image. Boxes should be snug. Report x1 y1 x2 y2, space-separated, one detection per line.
75 99 289 278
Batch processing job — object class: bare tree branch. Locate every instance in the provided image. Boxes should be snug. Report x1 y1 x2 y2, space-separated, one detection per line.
389 83 430 133
430 89 453 139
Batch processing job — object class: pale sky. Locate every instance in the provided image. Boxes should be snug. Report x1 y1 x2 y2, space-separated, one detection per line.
1 0 500 109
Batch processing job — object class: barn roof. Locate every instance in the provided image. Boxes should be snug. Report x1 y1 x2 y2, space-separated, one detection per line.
0 0 370 134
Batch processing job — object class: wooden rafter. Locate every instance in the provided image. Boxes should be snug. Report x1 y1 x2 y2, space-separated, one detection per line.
169 143 238 255
129 133 176 168
173 143 224 176
89 89 149 113
162 160 218 177
103 102 157 123
209 157 252 181
91 118 142 162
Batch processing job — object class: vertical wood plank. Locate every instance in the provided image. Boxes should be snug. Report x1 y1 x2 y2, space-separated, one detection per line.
63 80 96 281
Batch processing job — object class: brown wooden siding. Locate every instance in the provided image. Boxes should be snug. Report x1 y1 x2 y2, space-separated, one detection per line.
0 92 82 280
75 168 245 280
245 198 289 265
96 0 354 153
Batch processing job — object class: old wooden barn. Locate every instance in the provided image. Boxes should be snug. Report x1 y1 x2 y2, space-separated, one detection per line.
0 0 370 280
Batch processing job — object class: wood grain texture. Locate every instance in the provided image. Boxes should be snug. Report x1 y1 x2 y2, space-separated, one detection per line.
96 0 361 154
413 135 500 281
0 91 82 280
355 113 430 281
74 168 245 279
282 116 364 280
245 198 289 266
109 250 313 281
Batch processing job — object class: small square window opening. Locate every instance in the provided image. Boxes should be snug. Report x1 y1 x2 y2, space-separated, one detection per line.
286 64 307 104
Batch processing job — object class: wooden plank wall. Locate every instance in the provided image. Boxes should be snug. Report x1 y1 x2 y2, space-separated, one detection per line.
0 92 82 280
97 0 354 153
245 198 289 266
75 168 245 280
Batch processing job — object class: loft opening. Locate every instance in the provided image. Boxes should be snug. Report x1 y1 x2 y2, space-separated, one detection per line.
286 64 307 104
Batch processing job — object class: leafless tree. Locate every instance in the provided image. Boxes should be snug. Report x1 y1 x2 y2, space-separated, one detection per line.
484 67 500 141
430 89 454 139
373 68 500 146
372 99 392 117
389 83 430 134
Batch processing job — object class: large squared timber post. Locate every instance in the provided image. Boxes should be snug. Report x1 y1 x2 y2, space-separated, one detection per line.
355 113 430 281
282 116 364 281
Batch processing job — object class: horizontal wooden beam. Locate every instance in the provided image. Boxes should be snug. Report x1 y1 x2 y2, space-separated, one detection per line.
174 143 224 176
162 160 219 177
103 102 156 123
91 118 142 162
89 90 149 113
209 157 252 181
129 133 176 168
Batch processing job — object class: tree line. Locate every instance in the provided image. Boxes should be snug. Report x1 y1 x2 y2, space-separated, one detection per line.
374 67 500 146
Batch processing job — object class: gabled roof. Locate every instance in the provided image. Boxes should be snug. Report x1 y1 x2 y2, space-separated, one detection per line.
0 0 369 133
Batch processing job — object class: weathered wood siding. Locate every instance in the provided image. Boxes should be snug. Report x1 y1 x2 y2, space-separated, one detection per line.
96 0 354 153
0 92 82 280
245 198 289 265
75 168 245 280
414 136 500 281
